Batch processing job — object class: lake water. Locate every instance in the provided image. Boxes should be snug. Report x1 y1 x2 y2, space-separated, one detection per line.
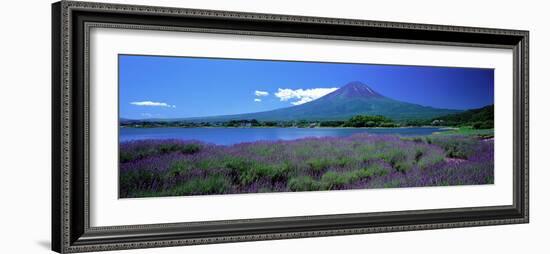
119 127 449 145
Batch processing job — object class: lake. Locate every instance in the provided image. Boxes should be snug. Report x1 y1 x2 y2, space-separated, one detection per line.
119 127 450 145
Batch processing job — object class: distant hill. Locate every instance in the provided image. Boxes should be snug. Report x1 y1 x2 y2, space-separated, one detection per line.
432 104 493 129
124 81 463 123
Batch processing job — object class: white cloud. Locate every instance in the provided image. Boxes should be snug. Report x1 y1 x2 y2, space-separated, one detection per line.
130 101 175 108
140 113 153 117
254 98 262 102
274 87 338 105
255 90 269 97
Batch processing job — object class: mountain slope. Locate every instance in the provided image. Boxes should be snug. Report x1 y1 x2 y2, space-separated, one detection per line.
185 82 461 121
432 104 493 128
132 81 463 123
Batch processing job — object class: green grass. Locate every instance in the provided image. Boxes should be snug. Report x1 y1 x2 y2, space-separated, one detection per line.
168 175 231 195
288 176 320 191
289 164 391 191
436 127 494 139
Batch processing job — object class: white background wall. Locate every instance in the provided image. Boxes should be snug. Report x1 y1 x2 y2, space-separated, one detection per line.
0 0 547 253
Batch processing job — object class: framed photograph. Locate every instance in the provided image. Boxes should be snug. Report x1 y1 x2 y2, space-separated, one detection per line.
52 1 529 253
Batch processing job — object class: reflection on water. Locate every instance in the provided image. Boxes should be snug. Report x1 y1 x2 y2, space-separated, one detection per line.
120 127 449 146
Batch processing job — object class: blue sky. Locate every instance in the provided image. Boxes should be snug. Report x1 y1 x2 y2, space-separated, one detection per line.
119 55 494 119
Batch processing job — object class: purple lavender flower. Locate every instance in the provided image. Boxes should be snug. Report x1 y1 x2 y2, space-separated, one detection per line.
119 134 494 198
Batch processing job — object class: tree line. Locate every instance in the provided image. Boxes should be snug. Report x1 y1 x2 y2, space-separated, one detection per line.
121 115 397 128
416 104 493 129
120 105 494 129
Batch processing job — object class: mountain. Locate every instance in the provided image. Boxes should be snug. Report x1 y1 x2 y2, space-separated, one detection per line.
432 104 493 128
131 81 462 123
196 81 462 121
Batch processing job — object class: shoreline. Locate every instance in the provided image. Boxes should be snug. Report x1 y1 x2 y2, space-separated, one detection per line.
118 128 476 146
120 126 457 130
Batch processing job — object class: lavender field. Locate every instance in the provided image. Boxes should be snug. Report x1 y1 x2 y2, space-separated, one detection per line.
119 133 493 198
